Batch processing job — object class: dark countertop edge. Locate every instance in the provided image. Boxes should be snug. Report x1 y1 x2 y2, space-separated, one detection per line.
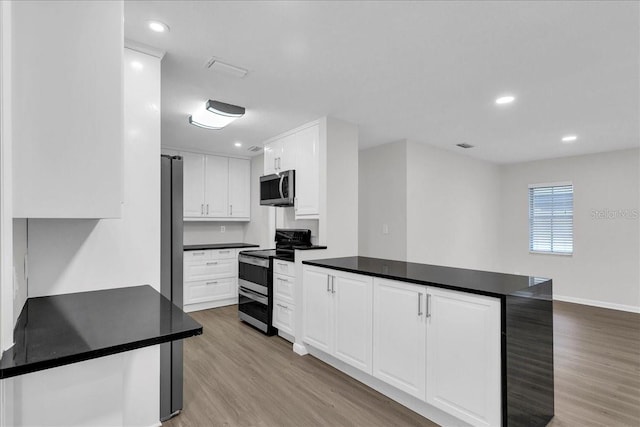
302 259 552 299
184 243 259 251
0 328 202 380
294 245 328 250
272 255 295 262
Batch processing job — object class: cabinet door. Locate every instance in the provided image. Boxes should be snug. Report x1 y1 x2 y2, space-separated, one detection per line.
228 158 250 218
204 155 229 217
294 124 320 218
184 277 236 305
273 300 295 336
333 272 373 373
182 152 206 217
302 267 333 353
263 140 282 175
426 287 501 427
279 133 297 172
372 278 427 400
184 258 236 282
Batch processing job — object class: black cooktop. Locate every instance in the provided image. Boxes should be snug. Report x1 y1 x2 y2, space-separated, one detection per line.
240 249 294 262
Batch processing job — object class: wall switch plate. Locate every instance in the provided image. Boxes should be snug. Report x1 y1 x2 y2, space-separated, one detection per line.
382 224 389 234
220 226 226 233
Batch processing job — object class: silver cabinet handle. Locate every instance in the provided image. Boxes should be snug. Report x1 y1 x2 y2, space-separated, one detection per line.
278 277 289 283
277 303 289 309
206 204 209 215
206 261 218 266
331 276 335 294
326 275 331 292
201 204 204 215
426 294 432 318
274 157 278 170
294 197 298 211
418 293 423 316
206 281 218 285
192 252 205 256
277 262 287 267
219 250 230 254
230 204 233 216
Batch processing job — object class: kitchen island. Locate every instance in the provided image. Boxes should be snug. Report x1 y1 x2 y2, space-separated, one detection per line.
301 256 553 427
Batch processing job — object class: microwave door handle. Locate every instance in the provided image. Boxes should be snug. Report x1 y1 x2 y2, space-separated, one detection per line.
279 174 285 199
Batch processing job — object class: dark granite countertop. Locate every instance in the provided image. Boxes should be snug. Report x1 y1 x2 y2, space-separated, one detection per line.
294 245 328 250
184 243 259 251
302 256 551 298
0 285 202 379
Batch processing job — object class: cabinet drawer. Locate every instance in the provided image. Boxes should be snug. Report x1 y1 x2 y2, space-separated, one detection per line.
273 299 295 336
274 273 295 304
184 277 236 305
273 260 295 277
184 250 213 261
211 248 237 260
184 258 236 282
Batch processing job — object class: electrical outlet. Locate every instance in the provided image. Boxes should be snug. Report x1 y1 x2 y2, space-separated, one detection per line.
382 224 389 234
220 226 226 233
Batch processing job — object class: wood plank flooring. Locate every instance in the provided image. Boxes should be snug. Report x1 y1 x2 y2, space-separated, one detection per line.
165 302 640 427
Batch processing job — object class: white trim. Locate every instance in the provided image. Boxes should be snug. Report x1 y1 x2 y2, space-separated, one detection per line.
528 181 573 189
261 118 321 146
124 38 165 60
554 295 640 314
183 297 237 313
529 250 573 257
292 342 309 356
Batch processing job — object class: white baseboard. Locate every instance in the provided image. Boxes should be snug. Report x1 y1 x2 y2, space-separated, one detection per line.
183 297 237 313
554 295 640 313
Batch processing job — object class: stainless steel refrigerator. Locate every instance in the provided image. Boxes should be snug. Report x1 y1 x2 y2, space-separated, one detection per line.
160 155 184 421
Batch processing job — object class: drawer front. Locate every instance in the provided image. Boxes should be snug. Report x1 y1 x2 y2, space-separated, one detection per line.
184 250 213 262
273 260 295 277
185 258 236 282
211 248 237 260
274 273 295 304
273 299 295 335
185 277 236 305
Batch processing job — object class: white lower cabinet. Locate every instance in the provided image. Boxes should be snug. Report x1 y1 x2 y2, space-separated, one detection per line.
303 267 502 426
425 287 501 427
273 261 297 339
302 267 373 374
184 249 238 312
373 278 427 399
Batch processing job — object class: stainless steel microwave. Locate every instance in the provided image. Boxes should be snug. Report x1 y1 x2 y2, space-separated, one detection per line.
260 170 295 206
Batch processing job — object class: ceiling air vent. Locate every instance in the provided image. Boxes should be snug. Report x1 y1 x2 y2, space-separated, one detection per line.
204 57 248 78
456 143 474 149
247 145 262 152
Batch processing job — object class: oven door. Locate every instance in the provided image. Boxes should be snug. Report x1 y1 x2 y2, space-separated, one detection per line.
238 286 269 332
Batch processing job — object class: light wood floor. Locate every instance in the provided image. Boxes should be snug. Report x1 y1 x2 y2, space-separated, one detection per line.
165 302 640 427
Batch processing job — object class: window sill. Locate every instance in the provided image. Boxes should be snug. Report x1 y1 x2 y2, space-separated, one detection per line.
529 251 573 257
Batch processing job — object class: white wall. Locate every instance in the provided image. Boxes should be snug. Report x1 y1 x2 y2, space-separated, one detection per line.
405 141 501 272
358 141 407 261
10 48 162 427
11 219 26 325
244 154 275 248
499 148 640 312
183 222 246 245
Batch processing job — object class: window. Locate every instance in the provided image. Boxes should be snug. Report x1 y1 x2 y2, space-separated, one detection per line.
529 183 573 255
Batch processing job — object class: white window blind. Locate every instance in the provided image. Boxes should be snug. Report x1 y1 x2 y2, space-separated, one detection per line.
529 183 573 254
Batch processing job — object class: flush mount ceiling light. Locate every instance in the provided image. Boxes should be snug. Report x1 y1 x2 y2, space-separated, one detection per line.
188 100 245 130
495 95 516 105
234 142 242 147
147 20 169 33
561 135 578 143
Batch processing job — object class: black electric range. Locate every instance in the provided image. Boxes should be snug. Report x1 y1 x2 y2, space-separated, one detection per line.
237 229 312 334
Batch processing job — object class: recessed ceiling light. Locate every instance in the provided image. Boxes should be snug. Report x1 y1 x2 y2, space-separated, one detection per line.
130 61 143 70
561 135 578 143
495 95 515 105
147 20 169 33
234 142 242 147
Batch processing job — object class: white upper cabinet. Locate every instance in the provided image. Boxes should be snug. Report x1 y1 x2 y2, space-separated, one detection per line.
425 287 501 427
294 124 320 218
263 121 320 219
204 155 229 217
12 1 123 218
182 152 250 221
372 278 427 400
228 158 251 218
182 152 206 217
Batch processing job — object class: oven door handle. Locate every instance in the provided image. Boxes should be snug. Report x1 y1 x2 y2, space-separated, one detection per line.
239 287 268 305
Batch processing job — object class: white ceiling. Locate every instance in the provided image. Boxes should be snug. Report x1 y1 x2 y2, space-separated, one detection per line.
124 1 639 164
